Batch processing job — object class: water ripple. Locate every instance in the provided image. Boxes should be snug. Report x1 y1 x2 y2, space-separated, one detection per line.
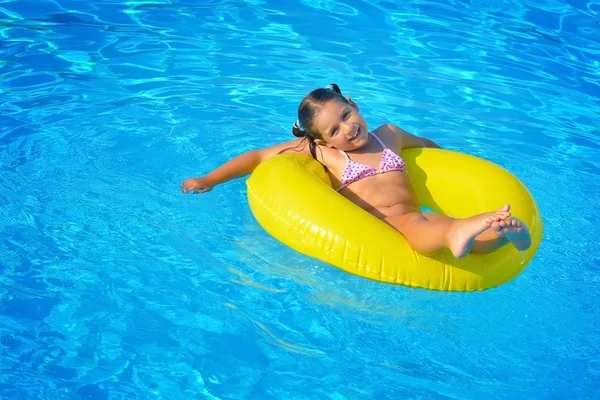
1 0 599 398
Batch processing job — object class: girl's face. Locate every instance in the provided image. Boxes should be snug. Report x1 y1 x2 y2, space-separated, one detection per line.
312 99 369 151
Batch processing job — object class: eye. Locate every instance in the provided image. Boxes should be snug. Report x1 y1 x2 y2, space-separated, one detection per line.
331 127 339 136
343 110 351 120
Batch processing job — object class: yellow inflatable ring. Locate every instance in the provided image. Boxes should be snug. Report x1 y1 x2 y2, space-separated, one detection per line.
246 148 543 291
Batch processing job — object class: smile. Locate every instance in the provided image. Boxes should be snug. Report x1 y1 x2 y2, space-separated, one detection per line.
349 127 361 140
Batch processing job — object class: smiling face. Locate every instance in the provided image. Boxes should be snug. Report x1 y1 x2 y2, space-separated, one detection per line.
311 99 369 151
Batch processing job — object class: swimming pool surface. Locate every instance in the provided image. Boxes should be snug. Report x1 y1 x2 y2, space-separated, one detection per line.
1 0 599 398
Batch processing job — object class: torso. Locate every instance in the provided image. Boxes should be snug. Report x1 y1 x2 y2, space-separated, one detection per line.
335 133 406 191
318 125 421 218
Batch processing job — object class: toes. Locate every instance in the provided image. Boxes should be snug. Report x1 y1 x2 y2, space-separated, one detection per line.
497 213 510 220
507 218 521 228
514 219 522 227
499 204 511 212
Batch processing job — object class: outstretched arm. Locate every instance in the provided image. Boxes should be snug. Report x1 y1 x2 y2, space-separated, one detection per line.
181 138 307 194
387 124 442 149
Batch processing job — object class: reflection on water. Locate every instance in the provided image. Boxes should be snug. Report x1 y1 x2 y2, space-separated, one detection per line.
1 0 599 398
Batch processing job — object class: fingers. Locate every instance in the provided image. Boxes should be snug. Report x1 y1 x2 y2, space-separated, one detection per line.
181 180 208 194
181 176 214 195
182 185 210 194
181 183 192 194
193 186 212 194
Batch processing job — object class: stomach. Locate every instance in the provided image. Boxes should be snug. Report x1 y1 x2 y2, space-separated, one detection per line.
336 172 421 219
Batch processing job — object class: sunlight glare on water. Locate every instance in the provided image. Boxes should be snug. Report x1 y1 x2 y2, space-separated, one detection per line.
1 0 599 399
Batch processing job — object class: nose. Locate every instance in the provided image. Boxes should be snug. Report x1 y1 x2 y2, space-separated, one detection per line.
341 121 354 137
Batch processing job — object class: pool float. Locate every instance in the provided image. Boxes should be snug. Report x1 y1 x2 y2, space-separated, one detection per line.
246 148 543 291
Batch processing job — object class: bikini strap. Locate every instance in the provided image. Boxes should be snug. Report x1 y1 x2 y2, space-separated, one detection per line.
370 132 387 149
338 149 350 160
338 132 381 159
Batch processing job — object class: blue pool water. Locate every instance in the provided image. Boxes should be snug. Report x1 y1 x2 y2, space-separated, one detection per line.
1 0 599 398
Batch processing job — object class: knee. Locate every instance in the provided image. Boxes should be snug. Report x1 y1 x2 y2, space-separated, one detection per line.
384 212 423 233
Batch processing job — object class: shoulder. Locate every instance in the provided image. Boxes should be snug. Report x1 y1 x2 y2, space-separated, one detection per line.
257 138 342 165
373 123 428 150
375 123 410 137
250 138 309 164
260 138 309 156
371 124 403 148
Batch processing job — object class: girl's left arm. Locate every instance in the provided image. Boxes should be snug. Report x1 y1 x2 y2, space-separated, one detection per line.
386 124 442 149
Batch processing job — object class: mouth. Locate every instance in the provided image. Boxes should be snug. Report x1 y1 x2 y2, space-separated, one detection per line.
349 126 361 141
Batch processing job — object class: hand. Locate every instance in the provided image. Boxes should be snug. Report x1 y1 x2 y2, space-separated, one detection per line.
181 177 214 194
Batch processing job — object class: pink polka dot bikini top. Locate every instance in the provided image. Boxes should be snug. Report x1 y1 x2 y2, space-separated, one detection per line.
336 132 407 192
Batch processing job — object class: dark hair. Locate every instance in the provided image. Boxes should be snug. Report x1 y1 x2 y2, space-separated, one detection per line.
291 83 349 162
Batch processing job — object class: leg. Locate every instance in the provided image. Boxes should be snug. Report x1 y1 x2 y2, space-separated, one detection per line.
384 205 511 259
423 212 509 254
384 212 453 255
423 212 532 253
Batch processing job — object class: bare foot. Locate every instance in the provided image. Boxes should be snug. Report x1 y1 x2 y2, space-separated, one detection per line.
491 217 532 251
448 205 511 259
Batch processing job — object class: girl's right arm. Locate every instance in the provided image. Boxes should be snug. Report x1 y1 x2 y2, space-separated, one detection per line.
181 138 308 194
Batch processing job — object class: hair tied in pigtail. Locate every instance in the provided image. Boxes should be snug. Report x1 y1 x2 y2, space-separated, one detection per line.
292 119 306 138
325 83 342 95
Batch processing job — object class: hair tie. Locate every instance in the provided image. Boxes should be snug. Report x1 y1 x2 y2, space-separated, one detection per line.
292 119 312 138
292 120 315 139
324 83 342 95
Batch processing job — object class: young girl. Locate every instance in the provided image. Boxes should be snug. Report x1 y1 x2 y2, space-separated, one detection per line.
182 84 531 259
